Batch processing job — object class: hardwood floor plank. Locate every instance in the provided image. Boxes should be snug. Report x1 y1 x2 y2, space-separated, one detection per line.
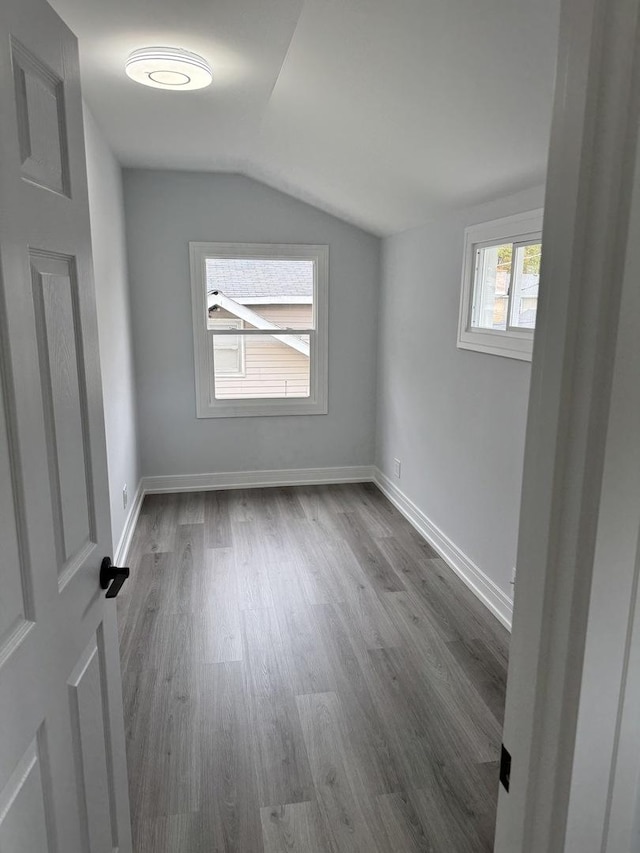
167 522 205 613
314 604 403 796
177 489 205 524
273 603 336 696
338 484 396 539
119 552 171 673
375 538 461 642
378 535 509 662
136 610 193 675
364 648 440 791
129 664 201 821
123 666 159 824
199 662 265 852
303 538 374 606
204 489 233 548
382 592 502 760
296 692 385 853
242 607 314 807
233 521 276 610
271 486 307 521
261 801 335 853
472 760 501 843
296 486 354 539
336 511 406 593
194 610 243 664
268 558 317 613
144 492 180 552
446 637 507 726
337 589 403 651
133 813 205 853
409 774 495 853
227 488 266 524
377 791 433 853
201 546 240 609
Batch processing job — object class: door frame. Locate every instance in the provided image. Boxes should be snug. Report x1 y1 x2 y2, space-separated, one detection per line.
494 0 640 849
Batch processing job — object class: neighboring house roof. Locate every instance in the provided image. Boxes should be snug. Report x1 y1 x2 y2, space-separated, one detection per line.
206 258 313 302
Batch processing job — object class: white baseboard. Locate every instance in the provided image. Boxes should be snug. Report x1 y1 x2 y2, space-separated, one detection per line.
373 468 513 631
113 480 144 566
141 465 376 495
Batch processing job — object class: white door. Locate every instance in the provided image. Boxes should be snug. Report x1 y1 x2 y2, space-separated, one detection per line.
0 0 133 851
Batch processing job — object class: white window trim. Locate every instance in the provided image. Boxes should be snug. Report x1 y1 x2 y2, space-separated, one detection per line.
190 241 328 418
457 208 543 361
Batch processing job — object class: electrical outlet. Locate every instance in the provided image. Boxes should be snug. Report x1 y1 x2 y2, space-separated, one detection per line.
122 484 128 510
393 458 401 478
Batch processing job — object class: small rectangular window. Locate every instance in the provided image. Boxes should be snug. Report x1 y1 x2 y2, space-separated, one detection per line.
458 210 543 360
190 243 328 418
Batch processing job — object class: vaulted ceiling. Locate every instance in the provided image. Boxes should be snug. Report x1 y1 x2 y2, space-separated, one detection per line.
49 0 560 235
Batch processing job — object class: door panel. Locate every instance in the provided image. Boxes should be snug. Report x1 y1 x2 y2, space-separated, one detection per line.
0 0 133 850
11 38 70 197
68 635 114 853
0 735 53 852
30 250 95 583
0 380 30 648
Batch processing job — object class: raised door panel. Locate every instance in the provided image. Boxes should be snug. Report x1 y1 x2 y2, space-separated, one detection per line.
68 630 117 853
11 38 69 197
30 250 96 589
0 735 54 852
0 375 31 654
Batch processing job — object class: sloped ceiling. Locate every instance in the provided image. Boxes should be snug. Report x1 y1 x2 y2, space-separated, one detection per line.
49 0 560 235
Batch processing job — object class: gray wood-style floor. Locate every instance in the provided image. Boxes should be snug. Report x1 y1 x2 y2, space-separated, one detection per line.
118 482 509 853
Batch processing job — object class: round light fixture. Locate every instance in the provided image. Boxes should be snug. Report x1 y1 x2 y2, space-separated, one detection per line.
125 47 213 91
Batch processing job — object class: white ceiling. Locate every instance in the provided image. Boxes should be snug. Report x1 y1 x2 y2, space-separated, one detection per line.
49 0 560 235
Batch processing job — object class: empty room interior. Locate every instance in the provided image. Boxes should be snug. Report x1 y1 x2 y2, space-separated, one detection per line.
3 0 640 851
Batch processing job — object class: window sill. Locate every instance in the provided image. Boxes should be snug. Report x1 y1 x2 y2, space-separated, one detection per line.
457 330 533 361
196 397 328 418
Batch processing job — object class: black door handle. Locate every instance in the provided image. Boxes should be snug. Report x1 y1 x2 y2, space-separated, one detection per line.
100 557 130 599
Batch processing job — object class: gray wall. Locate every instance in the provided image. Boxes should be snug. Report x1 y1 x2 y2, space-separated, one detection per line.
84 107 140 553
123 170 380 476
376 186 545 599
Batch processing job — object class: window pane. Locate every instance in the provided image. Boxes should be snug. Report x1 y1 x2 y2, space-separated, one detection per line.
209 318 244 374
213 339 242 374
206 258 314 331
213 332 310 400
509 243 541 330
471 243 512 331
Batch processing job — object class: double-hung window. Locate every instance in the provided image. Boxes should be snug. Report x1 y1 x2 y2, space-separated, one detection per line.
457 209 543 360
190 242 329 417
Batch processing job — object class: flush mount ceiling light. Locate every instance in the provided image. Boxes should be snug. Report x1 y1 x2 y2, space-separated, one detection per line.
125 47 213 91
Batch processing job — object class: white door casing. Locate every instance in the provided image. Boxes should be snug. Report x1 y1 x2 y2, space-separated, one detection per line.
0 0 132 851
494 0 640 850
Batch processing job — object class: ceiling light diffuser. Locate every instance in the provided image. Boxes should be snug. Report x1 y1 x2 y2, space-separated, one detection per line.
125 47 213 91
